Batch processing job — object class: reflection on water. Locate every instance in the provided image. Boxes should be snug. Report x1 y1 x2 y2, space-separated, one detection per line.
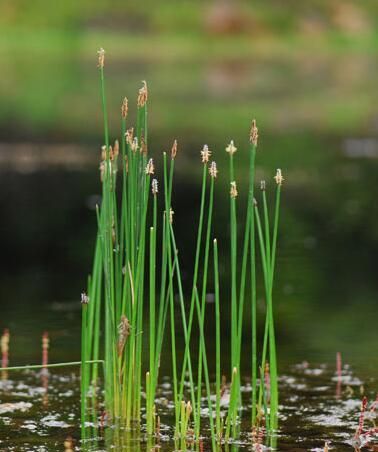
0 361 376 451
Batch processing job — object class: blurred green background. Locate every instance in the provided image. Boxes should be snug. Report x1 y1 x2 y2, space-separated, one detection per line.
0 0 377 374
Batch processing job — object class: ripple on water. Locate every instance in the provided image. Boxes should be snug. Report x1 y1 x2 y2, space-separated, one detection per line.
0 364 376 451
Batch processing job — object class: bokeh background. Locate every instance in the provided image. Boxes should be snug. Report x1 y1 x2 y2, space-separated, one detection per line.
0 0 377 375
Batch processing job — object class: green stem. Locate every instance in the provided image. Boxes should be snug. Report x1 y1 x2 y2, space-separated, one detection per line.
213 239 221 440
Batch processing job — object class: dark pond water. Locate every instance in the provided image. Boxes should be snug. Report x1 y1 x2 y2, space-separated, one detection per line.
0 358 376 451
0 142 377 449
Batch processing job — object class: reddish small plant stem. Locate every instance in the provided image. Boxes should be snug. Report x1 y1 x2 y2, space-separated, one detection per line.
41 332 50 406
336 352 342 398
355 396 368 438
336 352 342 380
1 329 10 368
42 332 49 368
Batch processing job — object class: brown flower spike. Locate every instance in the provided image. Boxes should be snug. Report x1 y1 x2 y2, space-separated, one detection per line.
145 158 155 175
97 48 105 68
201 145 211 163
171 139 178 159
230 181 238 198
250 119 258 146
152 179 158 195
209 161 218 178
274 169 284 185
137 81 148 107
225 140 237 155
121 97 128 118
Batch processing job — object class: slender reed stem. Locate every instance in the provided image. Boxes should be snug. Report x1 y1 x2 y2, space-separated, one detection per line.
213 239 221 440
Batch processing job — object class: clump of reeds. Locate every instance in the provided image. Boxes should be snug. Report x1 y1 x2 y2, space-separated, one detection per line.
80 48 284 449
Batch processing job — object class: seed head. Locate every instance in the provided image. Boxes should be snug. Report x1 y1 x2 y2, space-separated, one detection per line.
140 136 147 155
260 180 266 191
117 315 131 357
230 181 238 198
274 168 284 185
226 140 237 155
250 119 258 146
121 97 128 118
81 292 90 305
152 178 158 195
137 81 148 108
113 140 119 158
131 137 138 153
169 208 174 224
201 145 211 163
125 127 134 145
97 48 105 68
209 161 218 178
145 158 155 175
101 145 107 161
171 139 178 159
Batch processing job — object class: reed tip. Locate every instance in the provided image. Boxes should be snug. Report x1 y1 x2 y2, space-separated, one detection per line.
250 119 258 146
274 168 284 185
81 292 90 305
225 140 237 155
213 238 217 244
201 144 211 163
137 80 148 107
253 197 258 206
121 97 128 118
145 158 155 175
169 208 174 224
152 178 158 195
171 139 178 159
230 181 238 198
209 161 218 178
260 180 266 191
97 48 105 68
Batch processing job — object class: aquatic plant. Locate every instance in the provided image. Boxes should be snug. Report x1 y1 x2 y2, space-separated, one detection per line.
80 48 284 447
